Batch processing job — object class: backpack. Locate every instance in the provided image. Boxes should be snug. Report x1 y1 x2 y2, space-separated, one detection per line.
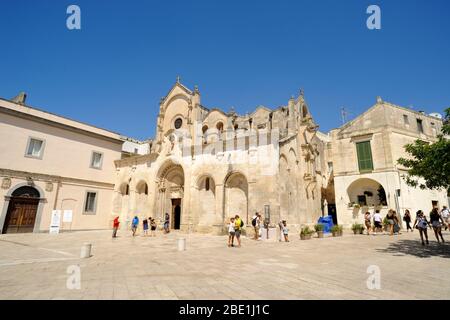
251 217 257 227
240 220 244 228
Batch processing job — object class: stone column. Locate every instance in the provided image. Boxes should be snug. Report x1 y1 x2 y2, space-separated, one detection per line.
215 183 225 234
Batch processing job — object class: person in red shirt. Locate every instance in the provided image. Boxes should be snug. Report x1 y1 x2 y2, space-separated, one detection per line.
112 216 120 238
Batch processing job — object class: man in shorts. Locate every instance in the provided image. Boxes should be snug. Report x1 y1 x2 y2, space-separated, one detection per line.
373 210 383 234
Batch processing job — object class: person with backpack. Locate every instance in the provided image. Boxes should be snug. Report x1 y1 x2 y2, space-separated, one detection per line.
234 214 243 247
413 210 430 246
131 216 139 237
251 212 261 240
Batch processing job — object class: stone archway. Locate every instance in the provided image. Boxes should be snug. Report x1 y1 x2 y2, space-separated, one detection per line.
155 162 185 230
347 178 387 207
2 186 40 234
224 172 248 223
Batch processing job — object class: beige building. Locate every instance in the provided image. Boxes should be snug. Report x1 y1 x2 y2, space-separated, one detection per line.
113 80 328 234
1 83 447 235
0 94 124 233
328 97 448 227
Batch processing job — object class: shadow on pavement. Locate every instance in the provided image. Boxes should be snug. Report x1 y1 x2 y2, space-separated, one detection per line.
377 239 450 259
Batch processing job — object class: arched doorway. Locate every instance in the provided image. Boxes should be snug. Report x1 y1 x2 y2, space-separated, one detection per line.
3 186 40 234
172 200 181 230
156 162 184 230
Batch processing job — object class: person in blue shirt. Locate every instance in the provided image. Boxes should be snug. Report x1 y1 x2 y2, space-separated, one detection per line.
131 216 139 237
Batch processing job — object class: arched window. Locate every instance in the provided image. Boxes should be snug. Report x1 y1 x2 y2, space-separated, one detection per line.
136 181 148 195
216 122 224 133
205 178 210 191
125 184 129 196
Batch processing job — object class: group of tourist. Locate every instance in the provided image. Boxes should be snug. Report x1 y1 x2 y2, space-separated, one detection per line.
227 212 289 247
363 206 448 246
112 205 449 247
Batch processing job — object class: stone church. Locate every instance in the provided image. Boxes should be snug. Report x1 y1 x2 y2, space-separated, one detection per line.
113 79 331 234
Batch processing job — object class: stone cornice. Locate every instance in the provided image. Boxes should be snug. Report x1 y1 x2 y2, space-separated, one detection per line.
0 168 114 188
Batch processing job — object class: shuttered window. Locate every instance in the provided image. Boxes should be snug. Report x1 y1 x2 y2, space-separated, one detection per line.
356 141 374 172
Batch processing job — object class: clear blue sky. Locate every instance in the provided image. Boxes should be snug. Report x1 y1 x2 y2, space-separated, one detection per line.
1 0 449 140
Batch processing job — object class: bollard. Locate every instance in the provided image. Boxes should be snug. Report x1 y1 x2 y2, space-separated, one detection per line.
80 243 92 258
177 238 186 251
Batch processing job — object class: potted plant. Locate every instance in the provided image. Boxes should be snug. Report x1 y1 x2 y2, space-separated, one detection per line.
300 226 314 240
331 225 342 237
314 223 325 238
351 223 364 235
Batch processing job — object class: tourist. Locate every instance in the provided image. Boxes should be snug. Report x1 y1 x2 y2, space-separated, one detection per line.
392 210 401 235
364 211 372 235
282 220 289 242
142 218 149 236
373 210 383 234
413 210 430 246
112 216 120 238
228 217 235 247
403 209 413 232
278 220 284 241
234 215 243 247
251 212 261 240
385 209 398 236
131 216 139 236
441 206 449 231
150 217 157 237
164 212 170 234
430 208 445 243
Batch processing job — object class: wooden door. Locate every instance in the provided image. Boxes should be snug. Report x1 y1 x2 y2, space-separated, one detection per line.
3 198 39 234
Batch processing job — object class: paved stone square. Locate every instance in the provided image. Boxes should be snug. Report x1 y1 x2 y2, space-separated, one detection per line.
0 228 449 300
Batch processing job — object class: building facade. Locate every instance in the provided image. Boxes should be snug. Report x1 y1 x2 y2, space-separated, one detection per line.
1 84 447 235
328 97 448 227
112 81 328 234
0 95 124 233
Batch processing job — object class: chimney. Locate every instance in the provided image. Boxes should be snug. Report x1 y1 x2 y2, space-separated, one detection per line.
12 92 27 105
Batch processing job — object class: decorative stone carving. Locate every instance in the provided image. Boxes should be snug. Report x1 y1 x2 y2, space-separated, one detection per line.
45 182 53 192
2 178 11 189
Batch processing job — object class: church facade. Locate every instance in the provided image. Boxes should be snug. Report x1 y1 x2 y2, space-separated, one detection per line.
112 80 330 234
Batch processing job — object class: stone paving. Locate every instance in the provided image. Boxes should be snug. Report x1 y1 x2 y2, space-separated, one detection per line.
0 228 449 300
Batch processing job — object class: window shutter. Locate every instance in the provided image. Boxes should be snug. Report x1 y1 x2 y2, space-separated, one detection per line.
356 141 374 172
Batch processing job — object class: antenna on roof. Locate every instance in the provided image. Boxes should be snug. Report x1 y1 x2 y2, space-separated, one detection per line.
341 107 348 125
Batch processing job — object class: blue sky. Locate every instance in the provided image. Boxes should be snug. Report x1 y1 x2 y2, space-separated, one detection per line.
0 0 449 140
